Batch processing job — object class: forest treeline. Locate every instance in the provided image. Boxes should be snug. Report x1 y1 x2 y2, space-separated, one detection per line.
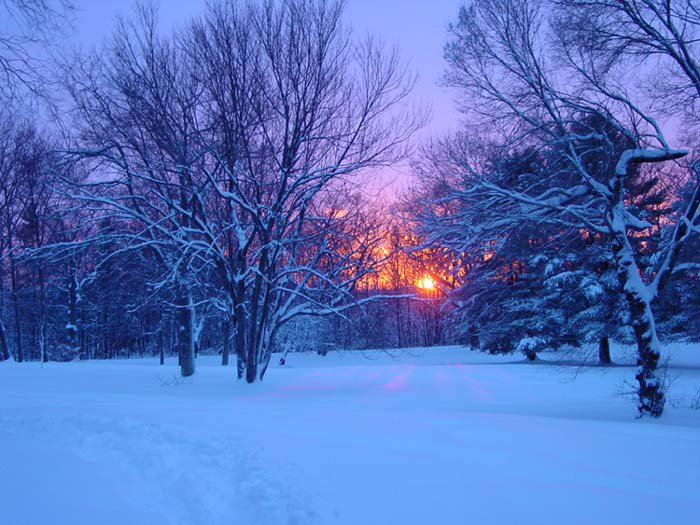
1 0 699 417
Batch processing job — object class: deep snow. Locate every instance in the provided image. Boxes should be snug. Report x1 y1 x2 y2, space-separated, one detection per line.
1 344 699 525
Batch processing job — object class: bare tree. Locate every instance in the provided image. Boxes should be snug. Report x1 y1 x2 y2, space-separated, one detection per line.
61 0 421 380
190 0 422 381
60 3 207 375
0 112 26 361
0 113 36 363
0 110 65 362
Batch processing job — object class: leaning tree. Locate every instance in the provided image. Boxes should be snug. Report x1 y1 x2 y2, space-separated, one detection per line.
415 0 699 416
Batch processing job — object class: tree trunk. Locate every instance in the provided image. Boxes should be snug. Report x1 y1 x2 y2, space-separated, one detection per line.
468 325 480 351
10 254 23 363
178 294 195 377
613 238 664 417
279 344 290 366
236 350 245 379
222 317 230 366
598 335 611 365
67 265 79 357
234 297 247 380
158 327 164 366
0 319 10 361
245 341 257 383
0 249 9 361
245 277 264 384
627 291 664 417
395 299 404 348
38 268 47 363
177 311 181 367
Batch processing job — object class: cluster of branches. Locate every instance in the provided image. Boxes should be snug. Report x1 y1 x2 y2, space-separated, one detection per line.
0 0 74 101
408 0 700 417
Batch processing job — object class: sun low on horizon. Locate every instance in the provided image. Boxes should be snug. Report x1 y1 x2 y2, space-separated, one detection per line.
417 275 436 290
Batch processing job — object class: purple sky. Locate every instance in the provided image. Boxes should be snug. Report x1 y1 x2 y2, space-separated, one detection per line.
70 0 462 196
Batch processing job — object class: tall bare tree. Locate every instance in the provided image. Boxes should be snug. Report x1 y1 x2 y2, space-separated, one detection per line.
188 0 422 381
62 0 421 380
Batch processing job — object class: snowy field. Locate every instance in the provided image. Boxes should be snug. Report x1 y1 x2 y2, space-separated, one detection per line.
1 344 700 525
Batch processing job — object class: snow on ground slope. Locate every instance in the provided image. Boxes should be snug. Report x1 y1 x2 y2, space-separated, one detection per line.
1 345 699 525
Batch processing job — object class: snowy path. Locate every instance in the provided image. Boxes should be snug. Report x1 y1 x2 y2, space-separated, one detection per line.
1 345 699 524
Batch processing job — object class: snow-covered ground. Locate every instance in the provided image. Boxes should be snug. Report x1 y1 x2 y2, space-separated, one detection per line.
1 344 699 525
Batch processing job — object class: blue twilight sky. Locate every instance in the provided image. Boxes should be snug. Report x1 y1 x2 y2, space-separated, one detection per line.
69 0 464 195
